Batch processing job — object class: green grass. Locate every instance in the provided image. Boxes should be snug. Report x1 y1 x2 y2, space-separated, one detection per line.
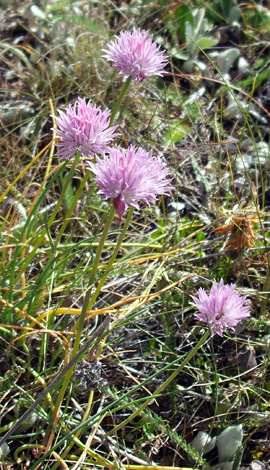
1 0 270 468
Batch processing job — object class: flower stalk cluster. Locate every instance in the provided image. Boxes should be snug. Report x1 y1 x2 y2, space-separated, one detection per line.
45 27 173 452
52 29 171 219
42 25 253 464
0 25 254 465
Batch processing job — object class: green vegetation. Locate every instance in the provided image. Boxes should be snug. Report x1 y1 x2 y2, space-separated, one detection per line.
0 1 270 469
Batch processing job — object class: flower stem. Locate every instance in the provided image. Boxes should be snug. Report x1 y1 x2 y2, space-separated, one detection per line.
48 152 81 228
43 195 125 431
110 76 132 124
85 206 134 311
47 205 116 442
50 206 134 467
55 170 91 246
104 329 210 437
72 205 116 351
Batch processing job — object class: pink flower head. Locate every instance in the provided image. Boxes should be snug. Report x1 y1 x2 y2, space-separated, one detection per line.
52 98 119 160
191 279 251 337
103 28 168 82
87 145 174 219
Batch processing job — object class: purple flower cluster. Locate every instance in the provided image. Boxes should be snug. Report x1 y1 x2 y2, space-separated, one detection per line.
52 98 119 160
53 29 168 162
52 27 172 218
51 27 253 335
103 28 168 81
88 146 173 219
191 279 251 337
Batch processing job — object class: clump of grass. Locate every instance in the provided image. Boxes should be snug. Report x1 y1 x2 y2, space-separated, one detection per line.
1 1 270 469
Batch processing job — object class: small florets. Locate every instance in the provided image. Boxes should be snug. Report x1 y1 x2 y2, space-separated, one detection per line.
87 145 174 219
191 279 251 336
103 28 168 82
52 97 119 160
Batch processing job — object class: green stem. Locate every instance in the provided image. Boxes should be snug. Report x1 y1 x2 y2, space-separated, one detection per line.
48 152 81 228
110 76 132 124
72 204 116 355
105 329 210 437
51 207 134 469
42 169 91 344
55 170 91 246
84 206 134 312
49 205 116 425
